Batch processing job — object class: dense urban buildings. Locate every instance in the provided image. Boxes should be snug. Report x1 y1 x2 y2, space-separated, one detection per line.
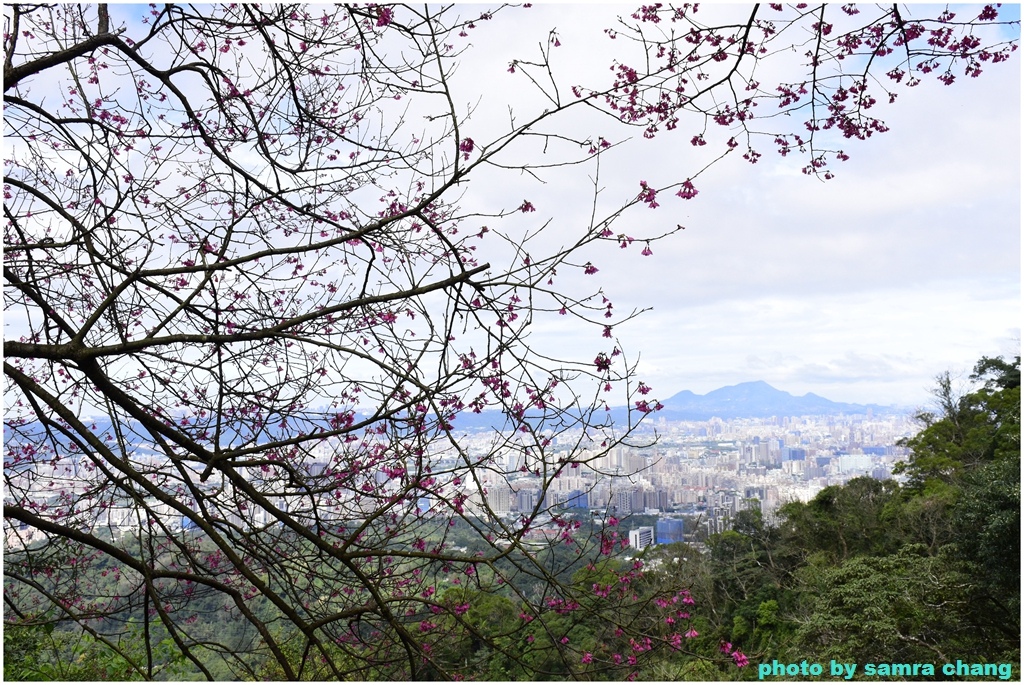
6 409 918 550
476 411 917 543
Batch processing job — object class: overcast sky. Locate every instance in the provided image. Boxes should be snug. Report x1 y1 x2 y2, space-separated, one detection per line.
452 4 1020 409
16 4 1016 415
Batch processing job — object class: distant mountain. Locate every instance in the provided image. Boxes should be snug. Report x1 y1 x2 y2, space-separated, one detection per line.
652 380 895 420
443 380 896 432
5 382 897 449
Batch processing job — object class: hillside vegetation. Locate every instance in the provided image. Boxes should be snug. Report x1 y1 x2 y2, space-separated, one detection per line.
5 355 1018 680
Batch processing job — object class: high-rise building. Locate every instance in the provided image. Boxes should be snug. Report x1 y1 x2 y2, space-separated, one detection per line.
516 488 538 512
564 489 589 509
486 485 513 514
628 526 654 550
655 518 685 544
783 447 807 461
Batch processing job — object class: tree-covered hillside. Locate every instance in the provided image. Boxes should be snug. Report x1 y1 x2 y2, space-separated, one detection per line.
6 355 1019 680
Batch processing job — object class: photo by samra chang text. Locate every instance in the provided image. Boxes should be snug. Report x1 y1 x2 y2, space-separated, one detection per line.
758 659 1015 680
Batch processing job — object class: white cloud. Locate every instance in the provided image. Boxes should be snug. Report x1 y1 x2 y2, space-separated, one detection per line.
459 5 1021 408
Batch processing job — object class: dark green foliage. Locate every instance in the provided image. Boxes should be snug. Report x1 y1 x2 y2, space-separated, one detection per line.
665 356 1021 677
794 545 976 665
786 356 1021 670
2 621 190 681
3 623 53 681
894 356 1020 491
894 355 1021 650
778 477 902 562
953 456 1020 617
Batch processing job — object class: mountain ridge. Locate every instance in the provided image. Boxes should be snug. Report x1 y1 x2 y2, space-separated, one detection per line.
655 380 896 420
9 381 899 444
445 380 900 431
